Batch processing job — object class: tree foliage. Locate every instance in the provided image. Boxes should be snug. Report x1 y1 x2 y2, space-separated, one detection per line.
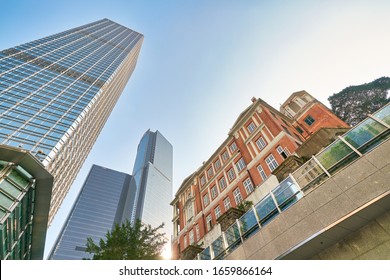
328 77 390 126
85 219 167 260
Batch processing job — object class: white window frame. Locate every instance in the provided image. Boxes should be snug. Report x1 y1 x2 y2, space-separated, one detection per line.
277 145 289 159
222 150 229 162
207 167 213 178
186 203 194 223
256 137 267 150
203 193 210 207
233 188 243 205
223 197 231 210
214 159 221 170
243 178 254 195
184 234 188 247
229 142 237 153
235 158 246 172
227 168 236 181
257 164 267 181
206 214 212 231
266 154 279 171
195 224 200 241
214 205 221 219
219 176 227 190
210 185 218 199
200 175 206 186
247 122 256 133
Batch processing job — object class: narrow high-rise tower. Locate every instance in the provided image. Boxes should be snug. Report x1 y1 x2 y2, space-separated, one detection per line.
130 130 173 240
0 19 144 224
48 165 134 260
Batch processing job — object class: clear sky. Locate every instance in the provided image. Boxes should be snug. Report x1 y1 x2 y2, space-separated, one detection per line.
1 0 389 259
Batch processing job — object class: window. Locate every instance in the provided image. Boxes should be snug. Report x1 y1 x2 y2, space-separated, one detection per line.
203 193 210 207
219 176 227 191
186 203 194 222
200 175 206 186
207 167 213 178
233 188 243 205
257 164 267 181
266 154 279 171
277 146 289 159
223 197 231 210
184 235 188 247
214 205 221 219
247 122 256 133
210 185 218 199
229 142 237 153
243 178 254 194
221 150 229 162
189 230 194 245
235 158 246 172
206 214 212 231
195 224 200 241
304 115 315 126
227 168 236 181
256 137 267 150
214 159 221 170
295 126 304 134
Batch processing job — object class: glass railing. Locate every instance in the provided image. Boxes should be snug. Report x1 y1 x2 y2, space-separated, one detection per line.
374 104 390 125
194 103 389 260
195 176 302 260
292 103 390 190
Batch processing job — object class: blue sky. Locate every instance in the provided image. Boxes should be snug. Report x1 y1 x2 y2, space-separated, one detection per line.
1 0 390 258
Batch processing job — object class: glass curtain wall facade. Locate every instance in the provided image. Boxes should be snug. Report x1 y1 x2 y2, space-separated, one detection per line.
0 145 53 260
48 165 134 260
130 130 173 241
0 19 144 224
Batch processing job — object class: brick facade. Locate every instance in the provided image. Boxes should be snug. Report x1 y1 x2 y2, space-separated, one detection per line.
171 91 349 259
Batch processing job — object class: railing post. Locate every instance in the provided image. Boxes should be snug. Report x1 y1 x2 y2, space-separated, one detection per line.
311 155 331 177
209 243 215 260
252 205 262 229
222 232 228 251
269 192 282 213
338 135 363 157
289 173 304 195
368 114 390 129
236 219 244 243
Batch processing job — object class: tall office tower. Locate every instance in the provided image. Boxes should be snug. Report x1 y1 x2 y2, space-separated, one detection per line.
0 19 144 224
130 130 173 241
48 165 134 260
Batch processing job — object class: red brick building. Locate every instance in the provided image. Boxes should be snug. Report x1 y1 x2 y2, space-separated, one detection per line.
171 91 349 259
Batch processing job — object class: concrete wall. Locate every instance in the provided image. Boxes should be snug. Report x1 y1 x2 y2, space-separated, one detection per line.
310 211 390 259
226 138 390 260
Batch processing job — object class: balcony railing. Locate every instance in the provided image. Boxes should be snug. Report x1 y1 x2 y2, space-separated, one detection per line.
292 102 390 192
193 102 390 260
195 176 302 260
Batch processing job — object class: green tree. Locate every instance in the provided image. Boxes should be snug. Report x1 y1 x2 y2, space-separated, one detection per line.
85 219 167 260
328 77 390 126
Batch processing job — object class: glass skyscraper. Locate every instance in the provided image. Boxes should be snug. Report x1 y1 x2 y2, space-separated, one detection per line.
48 165 134 260
49 130 172 260
0 19 144 224
130 130 173 242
